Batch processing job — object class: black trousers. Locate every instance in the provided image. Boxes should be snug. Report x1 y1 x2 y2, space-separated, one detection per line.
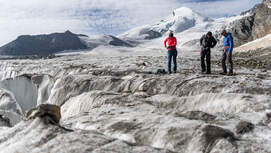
222 52 233 73
201 49 211 73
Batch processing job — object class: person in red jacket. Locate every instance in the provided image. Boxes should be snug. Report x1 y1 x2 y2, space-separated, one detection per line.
164 31 178 73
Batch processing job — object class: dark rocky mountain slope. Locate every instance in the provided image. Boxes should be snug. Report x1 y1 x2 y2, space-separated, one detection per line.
228 0 271 47
0 31 87 56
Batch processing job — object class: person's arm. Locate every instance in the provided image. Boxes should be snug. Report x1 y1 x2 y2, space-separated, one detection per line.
164 38 168 48
227 37 233 56
172 37 177 47
200 36 203 46
224 46 229 56
211 37 217 48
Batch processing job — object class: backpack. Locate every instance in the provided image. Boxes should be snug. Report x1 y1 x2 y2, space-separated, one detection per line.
201 35 208 48
152 69 166 74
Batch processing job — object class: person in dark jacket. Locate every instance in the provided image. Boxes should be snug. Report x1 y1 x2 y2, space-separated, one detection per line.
164 31 178 74
220 30 234 75
200 31 217 74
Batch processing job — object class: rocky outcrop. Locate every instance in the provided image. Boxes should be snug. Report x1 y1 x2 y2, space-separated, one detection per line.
263 0 271 6
227 0 271 47
107 35 134 47
139 30 162 40
235 121 254 135
0 31 87 56
229 15 255 47
252 1 271 39
24 104 61 124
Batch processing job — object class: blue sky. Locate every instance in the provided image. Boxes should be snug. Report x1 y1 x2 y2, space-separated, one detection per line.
0 0 262 45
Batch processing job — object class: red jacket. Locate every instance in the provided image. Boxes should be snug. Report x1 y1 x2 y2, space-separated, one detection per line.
164 37 177 50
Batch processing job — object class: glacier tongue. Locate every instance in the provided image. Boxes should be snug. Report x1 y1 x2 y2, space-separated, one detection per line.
0 46 270 153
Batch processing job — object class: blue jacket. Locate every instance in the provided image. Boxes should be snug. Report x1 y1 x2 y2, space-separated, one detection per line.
224 33 234 54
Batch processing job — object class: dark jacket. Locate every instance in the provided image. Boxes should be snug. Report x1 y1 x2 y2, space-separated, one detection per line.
200 35 217 51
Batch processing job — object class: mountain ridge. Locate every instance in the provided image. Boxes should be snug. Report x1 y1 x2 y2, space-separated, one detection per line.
0 30 88 56
119 7 212 41
0 31 133 56
119 1 271 49
220 0 271 47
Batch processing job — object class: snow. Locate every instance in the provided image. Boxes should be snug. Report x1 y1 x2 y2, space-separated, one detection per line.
119 6 247 49
119 7 212 41
79 34 132 51
80 35 114 47
0 5 271 153
158 7 211 33
0 110 21 126
0 89 22 115
118 25 153 40
0 44 270 152
236 34 271 52
265 0 271 8
147 93 271 115
36 75 54 105
0 62 17 80
0 75 38 113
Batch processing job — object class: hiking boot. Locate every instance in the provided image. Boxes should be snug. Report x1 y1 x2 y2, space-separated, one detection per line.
174 71 177 73
228 72 234 76
168 71 172 74
219 72 227 75
206 71 211 74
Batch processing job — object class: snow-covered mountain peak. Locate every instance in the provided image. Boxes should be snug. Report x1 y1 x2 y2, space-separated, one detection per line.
119 7 212 40
172 7 210 22
174 7 194 17
167 7 212 33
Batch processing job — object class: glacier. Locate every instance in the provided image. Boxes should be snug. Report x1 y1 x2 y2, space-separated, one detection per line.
0 44 270 152
0 5 271 153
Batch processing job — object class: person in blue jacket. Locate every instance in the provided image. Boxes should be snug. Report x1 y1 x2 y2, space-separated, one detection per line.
220 30 234 75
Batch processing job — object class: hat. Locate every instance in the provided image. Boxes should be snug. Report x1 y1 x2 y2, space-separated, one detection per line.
221 30 227 35
207 31 212 36
169 31 174 37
